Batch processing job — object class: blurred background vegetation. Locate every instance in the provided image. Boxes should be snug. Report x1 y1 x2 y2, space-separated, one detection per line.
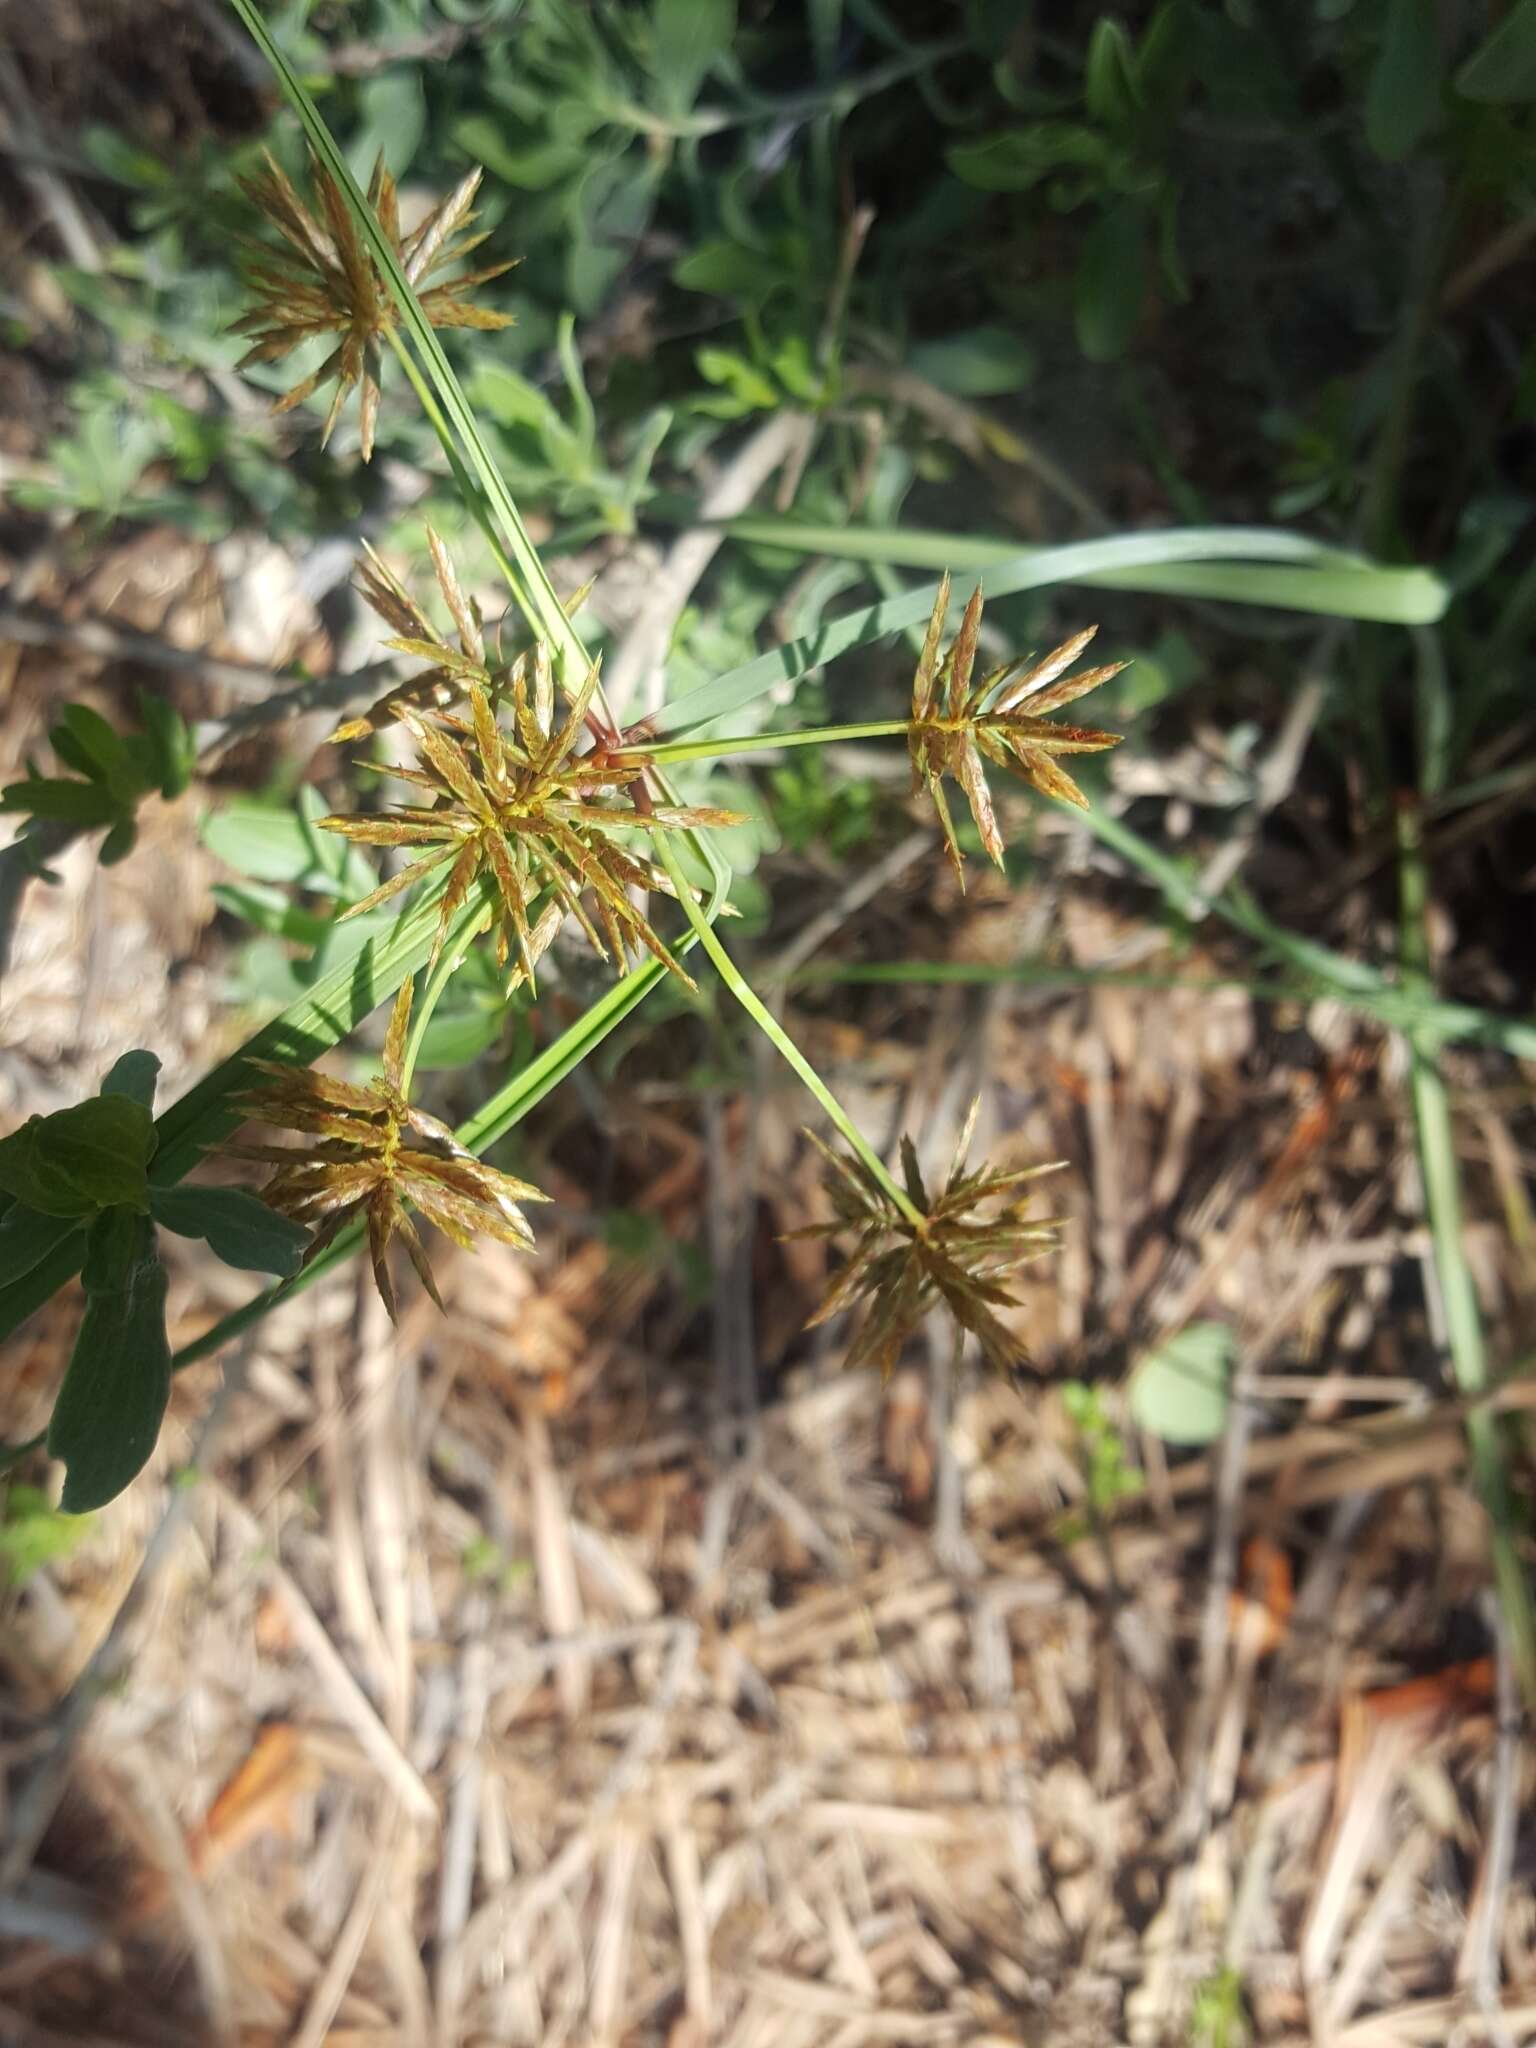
7 0 1535 927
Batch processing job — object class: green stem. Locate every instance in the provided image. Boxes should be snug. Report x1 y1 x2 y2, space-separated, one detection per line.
653 839 925 1230
383 327 547 665
398 904 493 1098
624 721 909 766
381 329 733 913
1397 800 1536 1704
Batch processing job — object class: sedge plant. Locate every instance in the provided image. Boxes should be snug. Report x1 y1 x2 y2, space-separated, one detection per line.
0 2 1473 1548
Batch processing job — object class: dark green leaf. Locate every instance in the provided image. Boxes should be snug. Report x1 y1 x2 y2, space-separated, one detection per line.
150 1184 310 1276
137 691 195 799
1085 18 1141 130
0 778 120 826
1457 0 1536 100
1367 0 1442 158
48 1207 171 1513
673 238 770 295
100 1050 161 1112
906 326 1035 397
55 704 140 801
946 124 1116 194
0 1203 85 1289
99 819 138 866
0 1096 156 1218
1136 0 1195 114
653 0 735 111
1075 201 1147 361
47 727 99 780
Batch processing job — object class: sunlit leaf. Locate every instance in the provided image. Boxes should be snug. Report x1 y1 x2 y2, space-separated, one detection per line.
48 1207 172 1513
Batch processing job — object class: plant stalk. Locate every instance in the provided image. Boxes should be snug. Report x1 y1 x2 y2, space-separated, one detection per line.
654 840 925 1230
398 904 494 1098
1397 798 1536 1703
623 720 910 766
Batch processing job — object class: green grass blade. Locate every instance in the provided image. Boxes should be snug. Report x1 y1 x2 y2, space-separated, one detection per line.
1398 801 1536 1702
674 517 1448 622
649 528 1447 737
802 955 1536 1059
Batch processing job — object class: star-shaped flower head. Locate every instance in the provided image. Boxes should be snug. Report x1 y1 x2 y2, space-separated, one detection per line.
790 1102 1063 1376
232 150 516 460
232 978 547 1319
319 644 742 991
908 575 1126 882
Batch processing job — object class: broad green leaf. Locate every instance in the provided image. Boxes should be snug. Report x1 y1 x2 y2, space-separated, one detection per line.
48 1207 172 1513
354 67 425 181
99 819 138 866
696 347 780 412
470 360 570 441
201 794 373 899
1457 0 1536 100
0 777 120 827
673 238 764 295
150 1185 309 1276
1129 1322 1235 1445
1367 0 1442 158
0 1096 156 1218
906 326 1035 397
54 704 139 801
414 1001 506 1070
653 0 735 111
1075 202 1147 362
100 1050 160 1111
451 115 582 190
946 124 1116 194
0 1203 84 1289
210 880 333 947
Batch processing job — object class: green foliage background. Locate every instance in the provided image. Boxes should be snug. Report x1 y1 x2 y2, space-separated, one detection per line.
4 0 1536 1616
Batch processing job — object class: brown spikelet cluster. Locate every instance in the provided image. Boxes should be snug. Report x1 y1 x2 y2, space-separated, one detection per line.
232 979 547 1319
319 540 742 988
791 1103 1063 1376
908 575 1125 881
232 149 516 460
332 528 593 745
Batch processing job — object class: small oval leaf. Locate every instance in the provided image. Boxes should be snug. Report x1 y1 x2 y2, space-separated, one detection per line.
48 1207 172 1513
1129 1321 1235 1445
151 1184 310 1277
0 1096 156 1218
